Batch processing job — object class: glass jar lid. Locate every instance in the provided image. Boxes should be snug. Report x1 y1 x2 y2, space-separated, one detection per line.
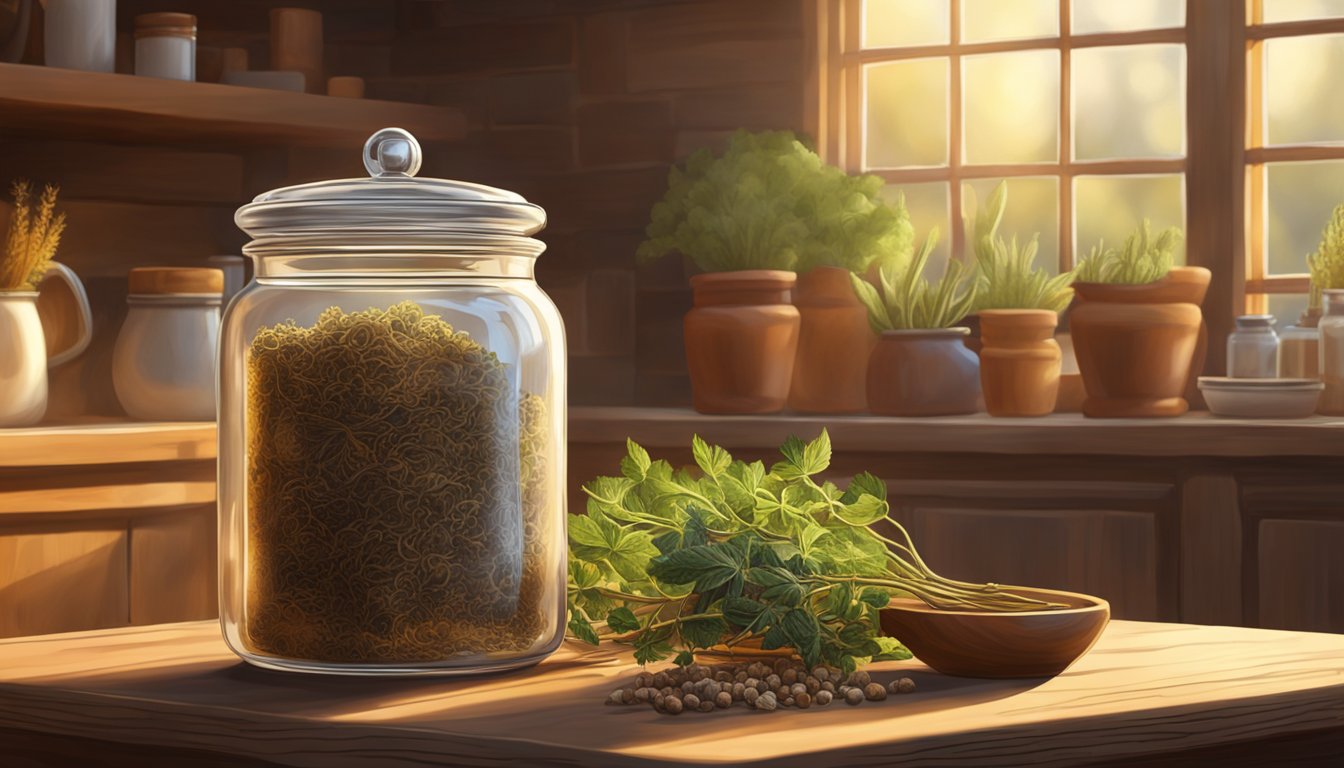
235 128 547 243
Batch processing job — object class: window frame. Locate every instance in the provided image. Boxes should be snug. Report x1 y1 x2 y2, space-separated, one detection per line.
812 0 1343 374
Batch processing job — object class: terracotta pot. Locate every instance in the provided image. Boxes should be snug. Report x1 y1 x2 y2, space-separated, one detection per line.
866 328 980 416
684 270 799 414
788 266 875 413
979 309 1061 417
1071 267 1211 418
879 586 1110 679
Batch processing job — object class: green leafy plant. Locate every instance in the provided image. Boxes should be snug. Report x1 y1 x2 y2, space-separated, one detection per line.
636 130 914 274
2 180 65 291
1307 203 1344 313
1075 220 1183 285
568 432 1058 671
849 229 978 331
966 182 1074 313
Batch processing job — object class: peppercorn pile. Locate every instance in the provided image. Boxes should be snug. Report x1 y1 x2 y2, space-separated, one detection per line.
606 659 916 714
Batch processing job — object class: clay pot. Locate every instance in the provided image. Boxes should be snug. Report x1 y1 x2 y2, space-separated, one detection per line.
684 270 799 414
979 309 1061 417
1071 266 1211 418
788 266 875 413
866 328 980 416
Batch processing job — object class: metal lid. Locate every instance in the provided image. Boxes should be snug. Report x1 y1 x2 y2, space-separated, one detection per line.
1234 314 1275 329
234 128 546 243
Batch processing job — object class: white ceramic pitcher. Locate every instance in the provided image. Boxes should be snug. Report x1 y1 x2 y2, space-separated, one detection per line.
0 262 93 426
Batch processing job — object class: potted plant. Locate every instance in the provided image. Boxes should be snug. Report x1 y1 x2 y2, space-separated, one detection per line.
966 183 1074 417
788 172 913 414
1285 203 1344 380
638 130 912 414
850 229 981 415
1069 222 1209 418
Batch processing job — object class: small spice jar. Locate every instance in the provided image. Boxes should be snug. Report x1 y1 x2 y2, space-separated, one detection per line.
135 13 197 81
1226 314 1279 378
1318 290 1344 414
1279 323 1320 379
112 267 222 421
219 128 566 676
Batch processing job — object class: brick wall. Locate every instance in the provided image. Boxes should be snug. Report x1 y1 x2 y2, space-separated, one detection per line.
116 0 813 407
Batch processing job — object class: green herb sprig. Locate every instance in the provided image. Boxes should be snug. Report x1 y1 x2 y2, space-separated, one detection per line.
1308 203 1344 312
967 181 1074 313
1075 220 1182 285
567 432 1058 673
849 228 978 331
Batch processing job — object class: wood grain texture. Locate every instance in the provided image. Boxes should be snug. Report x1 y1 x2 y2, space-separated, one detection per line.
0 423 215 468
129 506 217 625
0 139 246 205
570 406 1344 457
0 529 128 638
1257 519 1344 632
0 621 1342 767
0 62 466 146
1181 474 1243 626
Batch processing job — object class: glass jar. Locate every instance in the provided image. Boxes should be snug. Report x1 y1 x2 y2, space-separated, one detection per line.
219 128 567 675
1279 324 1320 379
1226 314 1279 378
1320 290 1344 414
134 12 197 81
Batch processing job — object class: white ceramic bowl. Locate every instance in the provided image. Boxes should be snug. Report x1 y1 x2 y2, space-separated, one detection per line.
1197 377 1324 419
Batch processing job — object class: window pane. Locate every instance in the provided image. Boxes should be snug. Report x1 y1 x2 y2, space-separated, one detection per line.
963 177 1060 272
1074 174 1186 264
865 59 949 168
962 0 1058 43
1071 0 1185 34
1267 160 1344 275
1263 0 1344 23
964 50 1060 164
863 0 950 48
1073 45 1185 160
1265 34 1344 146
882 182 950 271
1266 294 1310 331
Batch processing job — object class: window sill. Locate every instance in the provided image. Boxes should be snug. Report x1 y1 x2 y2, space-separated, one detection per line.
568 407 1344 458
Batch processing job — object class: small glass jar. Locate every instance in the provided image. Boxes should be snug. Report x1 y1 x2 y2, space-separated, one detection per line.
219 129 566 676
1279 324 1320 379
1226 314 1279 378
1319 290 1344 414
112 267 222 421
135 12 197 81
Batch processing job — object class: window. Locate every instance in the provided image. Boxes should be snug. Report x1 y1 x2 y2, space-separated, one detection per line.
823 0 1188 271
1246 0 1344 322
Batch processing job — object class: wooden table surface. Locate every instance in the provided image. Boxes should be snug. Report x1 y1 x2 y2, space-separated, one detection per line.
1 620 1341 768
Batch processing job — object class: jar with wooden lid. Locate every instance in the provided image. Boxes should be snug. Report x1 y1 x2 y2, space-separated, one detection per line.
1319 290 1344 414
219 128 566 676
135 12 196 81
112 267 222 421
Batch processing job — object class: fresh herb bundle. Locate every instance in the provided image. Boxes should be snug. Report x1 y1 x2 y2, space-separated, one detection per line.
567 432 1056 673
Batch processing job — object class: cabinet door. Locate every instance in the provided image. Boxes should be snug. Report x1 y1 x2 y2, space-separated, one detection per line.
886 480 1173 621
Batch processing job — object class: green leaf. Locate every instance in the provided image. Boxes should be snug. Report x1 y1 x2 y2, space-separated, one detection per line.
569 512 661 584
802 430 832 475
691 435 733 479
673 650 696 667
679 616 727 649
651 508 711 555
747 566 805 608
781 608 821 666
605 606 641 634
843 472 887 503
648 543 745 593
620 438 652 481
722 596 769 628
568 560 603 590
870 636 913 661
833 493 889 527
859 587 892 610
778 434 807 470
567 612 600 645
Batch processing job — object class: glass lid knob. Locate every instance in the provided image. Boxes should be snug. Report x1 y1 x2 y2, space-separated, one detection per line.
363 127 422 179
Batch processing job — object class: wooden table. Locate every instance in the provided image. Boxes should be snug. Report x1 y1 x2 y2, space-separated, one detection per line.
1 621 1342 767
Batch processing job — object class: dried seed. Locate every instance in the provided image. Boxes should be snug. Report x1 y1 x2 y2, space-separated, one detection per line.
814 690 833 706
896 677 917 694
784 697 795 707
765 674 782 689
744 687 760 705
844 687 865 705
848 670 871 688
683 694 700 710
864 682 888 701
698 699 716 712
732 682 746 700
664 696 684 715
805 677 820 694
821 681 836 693
608 689 627 706
755 691 778 711
812 667 829 683
795 692 812 709
634 687 653 704
790 682 808 697
716 691 733 708
781 668 798 685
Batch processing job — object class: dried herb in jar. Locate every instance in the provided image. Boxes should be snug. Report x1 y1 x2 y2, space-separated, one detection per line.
245 301 549 663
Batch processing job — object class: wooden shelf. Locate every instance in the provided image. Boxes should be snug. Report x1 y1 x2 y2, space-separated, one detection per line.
0 421 215 468
0 63 467 147
1 620 1342 766
570 407 1344 458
